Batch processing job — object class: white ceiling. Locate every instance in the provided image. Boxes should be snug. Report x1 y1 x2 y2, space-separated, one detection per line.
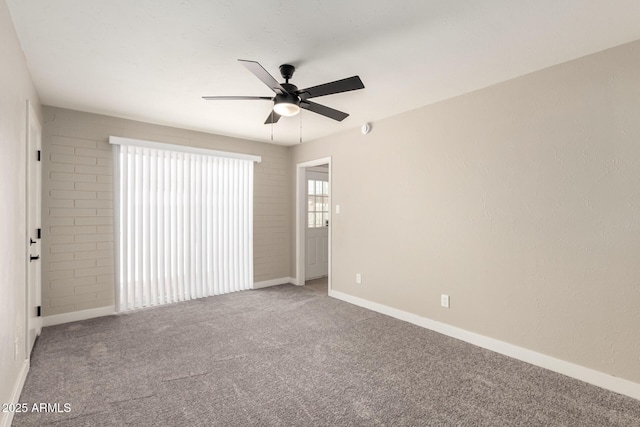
7 1 640 145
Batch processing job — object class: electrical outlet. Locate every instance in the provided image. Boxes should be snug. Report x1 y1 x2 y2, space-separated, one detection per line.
441 294 450 308
355 273 362 284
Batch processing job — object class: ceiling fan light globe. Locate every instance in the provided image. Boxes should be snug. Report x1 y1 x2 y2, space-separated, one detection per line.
273 102 300 117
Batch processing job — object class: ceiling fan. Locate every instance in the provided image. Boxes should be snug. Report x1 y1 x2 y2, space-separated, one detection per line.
203 60 365 124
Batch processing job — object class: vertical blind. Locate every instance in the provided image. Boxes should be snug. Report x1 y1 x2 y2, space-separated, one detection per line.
111 138 258 312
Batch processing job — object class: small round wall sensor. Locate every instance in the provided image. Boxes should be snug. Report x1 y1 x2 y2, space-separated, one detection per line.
361 123 371 135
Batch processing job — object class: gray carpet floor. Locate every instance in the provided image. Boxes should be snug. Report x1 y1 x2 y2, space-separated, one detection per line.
14 284 640 426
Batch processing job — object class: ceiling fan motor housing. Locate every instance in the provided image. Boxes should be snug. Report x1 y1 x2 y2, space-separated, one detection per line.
280 82 298 95
277 83 301 110
275 92 299 105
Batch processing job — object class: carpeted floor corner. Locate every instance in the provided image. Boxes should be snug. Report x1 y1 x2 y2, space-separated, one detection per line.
13 284 640 426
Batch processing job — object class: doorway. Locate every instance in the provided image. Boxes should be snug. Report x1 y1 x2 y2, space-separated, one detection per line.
296 157 331 293
26 100 42 357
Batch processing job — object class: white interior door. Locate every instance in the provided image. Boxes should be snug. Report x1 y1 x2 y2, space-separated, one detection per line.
26 101 42 355
305 169 329 280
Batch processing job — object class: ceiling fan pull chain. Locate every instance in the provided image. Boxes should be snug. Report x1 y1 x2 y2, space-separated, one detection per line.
271 110 274 141
299 112 302 144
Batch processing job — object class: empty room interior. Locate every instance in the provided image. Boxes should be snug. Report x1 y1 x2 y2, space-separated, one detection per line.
2 1 640 425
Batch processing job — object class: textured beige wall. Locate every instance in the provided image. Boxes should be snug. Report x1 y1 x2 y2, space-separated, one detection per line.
290 40 640 383
42 107 290 316
0 0 41 412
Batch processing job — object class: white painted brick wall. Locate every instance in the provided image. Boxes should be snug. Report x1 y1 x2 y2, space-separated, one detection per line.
43 133 115 315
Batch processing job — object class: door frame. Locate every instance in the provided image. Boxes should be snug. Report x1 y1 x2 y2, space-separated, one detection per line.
295 157 331 290
25 99 42 358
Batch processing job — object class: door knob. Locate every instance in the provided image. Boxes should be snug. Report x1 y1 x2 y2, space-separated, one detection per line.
30 255 40 262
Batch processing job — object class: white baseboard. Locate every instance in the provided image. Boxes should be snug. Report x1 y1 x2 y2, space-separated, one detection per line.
253 277 296 289
42 305 116 327
0 360 29 427
329 289 640 401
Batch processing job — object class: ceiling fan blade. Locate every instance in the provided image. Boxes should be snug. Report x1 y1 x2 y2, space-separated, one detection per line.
239 59 286 95
296 76 364 100
202 96 273 101
300 100 349 121
264 110 281 124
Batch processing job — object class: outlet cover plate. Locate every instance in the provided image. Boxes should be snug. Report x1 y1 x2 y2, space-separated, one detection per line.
441 294 450 308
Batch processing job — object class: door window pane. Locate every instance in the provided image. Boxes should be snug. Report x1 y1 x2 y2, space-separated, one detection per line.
307 178 329 228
